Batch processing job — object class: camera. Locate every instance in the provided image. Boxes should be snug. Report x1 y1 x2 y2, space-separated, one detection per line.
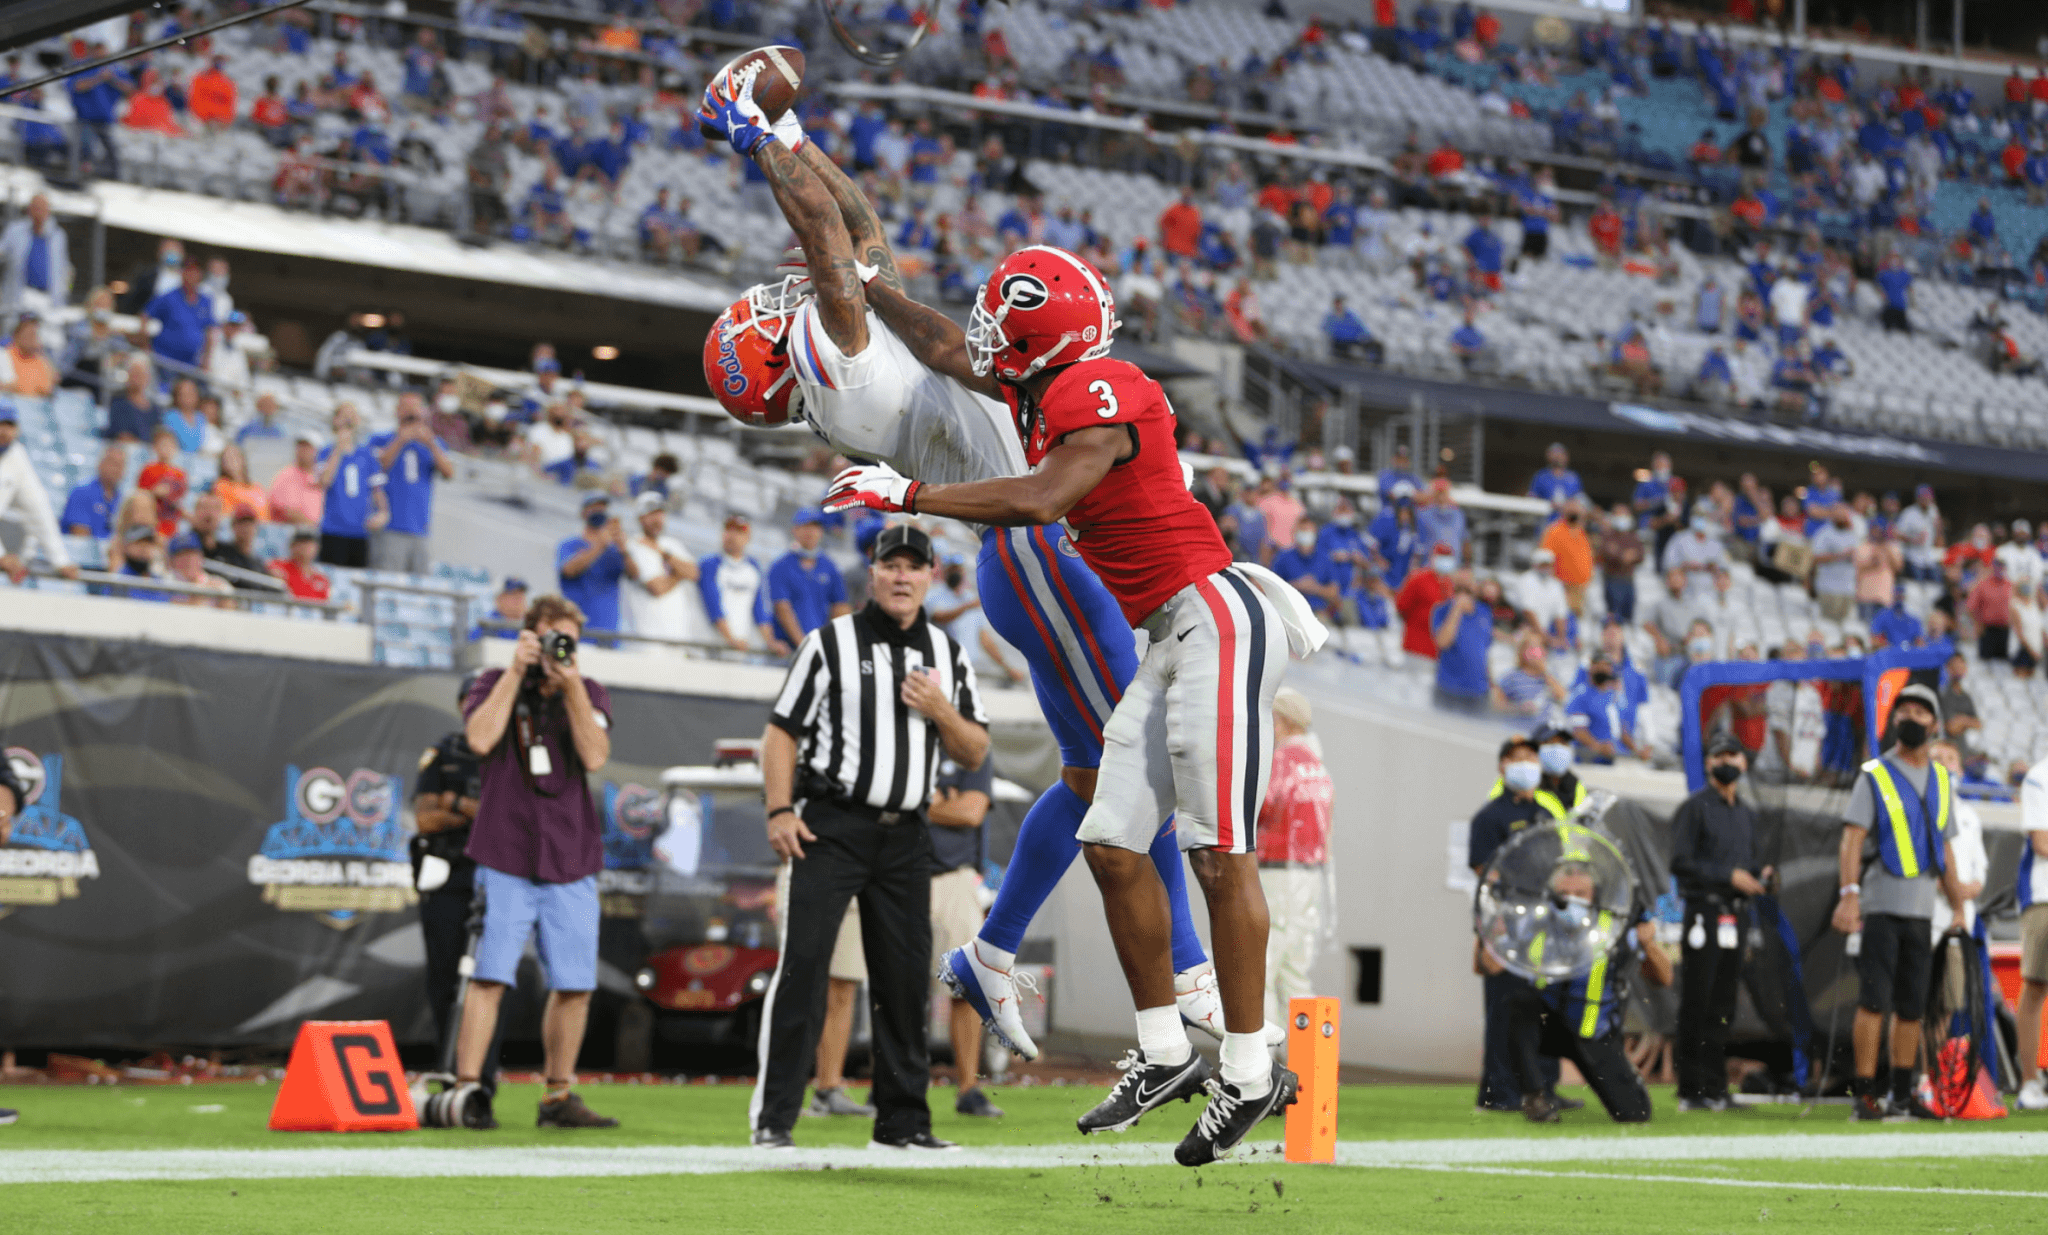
525 630 577 687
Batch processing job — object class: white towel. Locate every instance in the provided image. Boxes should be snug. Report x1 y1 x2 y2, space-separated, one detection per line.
1233 561 1329 660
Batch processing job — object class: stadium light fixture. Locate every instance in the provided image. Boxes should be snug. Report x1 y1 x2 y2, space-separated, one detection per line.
592 345 620 361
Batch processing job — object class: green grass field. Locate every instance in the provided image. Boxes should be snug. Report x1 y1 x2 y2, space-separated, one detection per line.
5 1081 2046 1234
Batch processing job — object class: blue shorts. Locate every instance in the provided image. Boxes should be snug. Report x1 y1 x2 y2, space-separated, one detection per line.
472 865 600 992
978 524 1137 770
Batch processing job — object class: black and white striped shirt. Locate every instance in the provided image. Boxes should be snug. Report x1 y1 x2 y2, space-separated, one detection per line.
769 602 988 814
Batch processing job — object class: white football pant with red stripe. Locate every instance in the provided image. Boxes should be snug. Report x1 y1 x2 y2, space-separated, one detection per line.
1078 566 1287 855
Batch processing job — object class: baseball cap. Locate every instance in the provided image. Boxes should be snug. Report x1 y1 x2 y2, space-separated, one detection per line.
231 505 258 523
0 403 16 424
854 513 886 553
1530 547 1556 565
1531 722 1573 745
500 575 529 594
872 523 934 565
792 506 826 527
723 511 751 529
166 531 203 556
632 491 665 516
1894 683 1942 722
580 493 610 511
1705 732 1748 758
1432 541 1457 557
294 428 321 445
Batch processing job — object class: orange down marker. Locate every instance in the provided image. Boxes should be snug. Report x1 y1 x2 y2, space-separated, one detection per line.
1283 997 1339 1163
268 1020 419 1132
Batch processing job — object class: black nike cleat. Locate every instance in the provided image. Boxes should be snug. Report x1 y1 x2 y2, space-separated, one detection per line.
1076 1050 1211 1135
1174 1060 1299 1167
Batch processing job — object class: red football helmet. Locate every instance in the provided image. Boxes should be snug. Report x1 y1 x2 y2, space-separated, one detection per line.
703 277 807 427
966 245 1119 382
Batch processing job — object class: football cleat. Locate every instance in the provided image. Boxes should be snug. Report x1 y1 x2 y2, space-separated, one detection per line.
1173 1061 1299 1167
1077 1050 1211 1135
1173 964 1225 1043
940 943 1040 1060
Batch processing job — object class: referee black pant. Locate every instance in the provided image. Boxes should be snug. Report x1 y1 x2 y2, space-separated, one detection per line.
1676 900 1744 1102
751 799 934 1140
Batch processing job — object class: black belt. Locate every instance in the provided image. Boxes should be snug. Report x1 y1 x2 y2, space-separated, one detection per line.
812 797 922 826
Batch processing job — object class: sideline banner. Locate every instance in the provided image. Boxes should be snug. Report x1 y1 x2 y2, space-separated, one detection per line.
0 633 767 1048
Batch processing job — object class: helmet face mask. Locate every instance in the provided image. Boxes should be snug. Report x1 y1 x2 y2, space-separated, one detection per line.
968 246 1120 383
705 276 809 427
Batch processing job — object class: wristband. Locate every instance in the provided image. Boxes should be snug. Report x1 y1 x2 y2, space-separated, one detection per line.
1839 883 1859 897
767 806 796 822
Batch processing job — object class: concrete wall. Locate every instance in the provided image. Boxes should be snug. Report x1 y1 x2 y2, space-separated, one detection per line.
0 589 373 663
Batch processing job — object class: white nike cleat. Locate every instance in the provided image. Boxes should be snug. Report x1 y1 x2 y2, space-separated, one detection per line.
1174 964 1226 1043
940 942 1040 1060
2019 1078 2048 1112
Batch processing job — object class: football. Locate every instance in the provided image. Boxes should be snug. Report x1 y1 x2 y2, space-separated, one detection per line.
698 45 806 140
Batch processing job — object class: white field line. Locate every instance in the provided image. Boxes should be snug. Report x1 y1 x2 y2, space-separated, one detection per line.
1392 1163 2048 1200
4 1130 2048 1185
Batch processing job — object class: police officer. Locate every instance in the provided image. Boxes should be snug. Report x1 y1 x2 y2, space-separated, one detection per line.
412 678 500 1094
1469 735 1567 1116
1669 732 1769 1111
1832 683 1969 1121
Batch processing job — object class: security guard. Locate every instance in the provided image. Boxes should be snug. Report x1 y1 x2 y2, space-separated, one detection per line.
1534 724 1590 818
1486 723 1589 821
1832 683 1969 1121
1469 735 1566 1115
1669 732 1769 1111
412 677 501 1093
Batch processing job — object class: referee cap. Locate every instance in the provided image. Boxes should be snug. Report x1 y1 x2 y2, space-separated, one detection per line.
872 523 934 565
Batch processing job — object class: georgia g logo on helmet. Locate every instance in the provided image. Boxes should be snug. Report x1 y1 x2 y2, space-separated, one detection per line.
997 272 1049 311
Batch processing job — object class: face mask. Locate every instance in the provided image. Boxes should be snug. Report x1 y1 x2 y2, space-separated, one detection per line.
1808 641 1826 657
1294 530 1316 552
437 393 460 413
1974 531 1991 548
1610 512 1635 532
1591 674 1614 689
1709 762 1743 785
1693 517 1714 535
1539 743 1574 776
1654 466 1671 480
1688 636 1714 658
1433 555 1457 574
945 568 965 588
1894 718 1929 748
1503 761 1543 793
585 511 609 530
1333 512 1357 527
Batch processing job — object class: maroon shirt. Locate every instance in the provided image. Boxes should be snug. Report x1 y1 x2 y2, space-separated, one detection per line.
462 668 611 883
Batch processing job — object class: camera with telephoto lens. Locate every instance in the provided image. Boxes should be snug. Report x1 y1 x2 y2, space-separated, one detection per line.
524 630 577 688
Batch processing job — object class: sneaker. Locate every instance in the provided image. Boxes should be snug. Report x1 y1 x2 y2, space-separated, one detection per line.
1852 1094 1889 1122
955 1087 1004 1118
871 1130 959 1151
536 1092 618 1129
751 1127 795 1150
1174 964 1226 1044
1550 1093 1587 1113
2018 1078 2048 1112
1521 1093 1561 1123
1677 1096 1731 1112
0 1108 15 1126
1174 1061 1299 1167
1886 1095 1946 1122
940 944 1040 1060
1077 1050 1212 1135
805 1086 877 1118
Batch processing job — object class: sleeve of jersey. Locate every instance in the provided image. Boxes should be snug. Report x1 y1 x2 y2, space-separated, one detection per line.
788 301 880 395
698 556 724 621
1037 361 1156 443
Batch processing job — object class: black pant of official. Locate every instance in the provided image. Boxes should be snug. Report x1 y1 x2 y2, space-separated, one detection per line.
1536 1014 1652 1122
754 799 934 1140
1479 969 1558 1110
1676 901 1744 1102
420 877 502 1094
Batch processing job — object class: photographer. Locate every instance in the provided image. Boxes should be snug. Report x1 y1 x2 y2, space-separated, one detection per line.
411 678 500 1096
449 594 618 1130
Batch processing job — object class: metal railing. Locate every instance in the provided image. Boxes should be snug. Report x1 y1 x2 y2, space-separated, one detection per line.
24 560 350 615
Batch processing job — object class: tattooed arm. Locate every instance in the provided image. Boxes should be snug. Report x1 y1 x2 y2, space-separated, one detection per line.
753 140 867 354
863 280 1004 400
795 142 904 296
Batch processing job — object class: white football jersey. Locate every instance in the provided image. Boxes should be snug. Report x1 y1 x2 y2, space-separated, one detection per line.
786 301 1026 486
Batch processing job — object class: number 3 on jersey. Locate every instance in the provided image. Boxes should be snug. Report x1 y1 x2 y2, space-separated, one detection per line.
1090 379 1119 419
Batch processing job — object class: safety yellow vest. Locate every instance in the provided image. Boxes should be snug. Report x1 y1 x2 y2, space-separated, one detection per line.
1488 776 1588 822
1860 757 1951 879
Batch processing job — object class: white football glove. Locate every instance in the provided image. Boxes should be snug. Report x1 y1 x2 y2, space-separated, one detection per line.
823 462 921 515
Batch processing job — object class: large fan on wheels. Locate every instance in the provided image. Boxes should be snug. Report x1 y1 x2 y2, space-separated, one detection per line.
1475 809 1635 984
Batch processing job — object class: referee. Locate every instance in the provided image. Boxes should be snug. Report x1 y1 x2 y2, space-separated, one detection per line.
749 524 990 1152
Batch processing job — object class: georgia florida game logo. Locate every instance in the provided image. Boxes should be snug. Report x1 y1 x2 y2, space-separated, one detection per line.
248 765 412 922
0 749 99 915
597 781 663 914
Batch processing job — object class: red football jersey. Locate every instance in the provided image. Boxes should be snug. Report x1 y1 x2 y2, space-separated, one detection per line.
1015 358 1231 623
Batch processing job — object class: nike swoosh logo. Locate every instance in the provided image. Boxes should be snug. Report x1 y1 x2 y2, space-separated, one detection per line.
1176 628 1195 642
1136 1074 1183 1106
